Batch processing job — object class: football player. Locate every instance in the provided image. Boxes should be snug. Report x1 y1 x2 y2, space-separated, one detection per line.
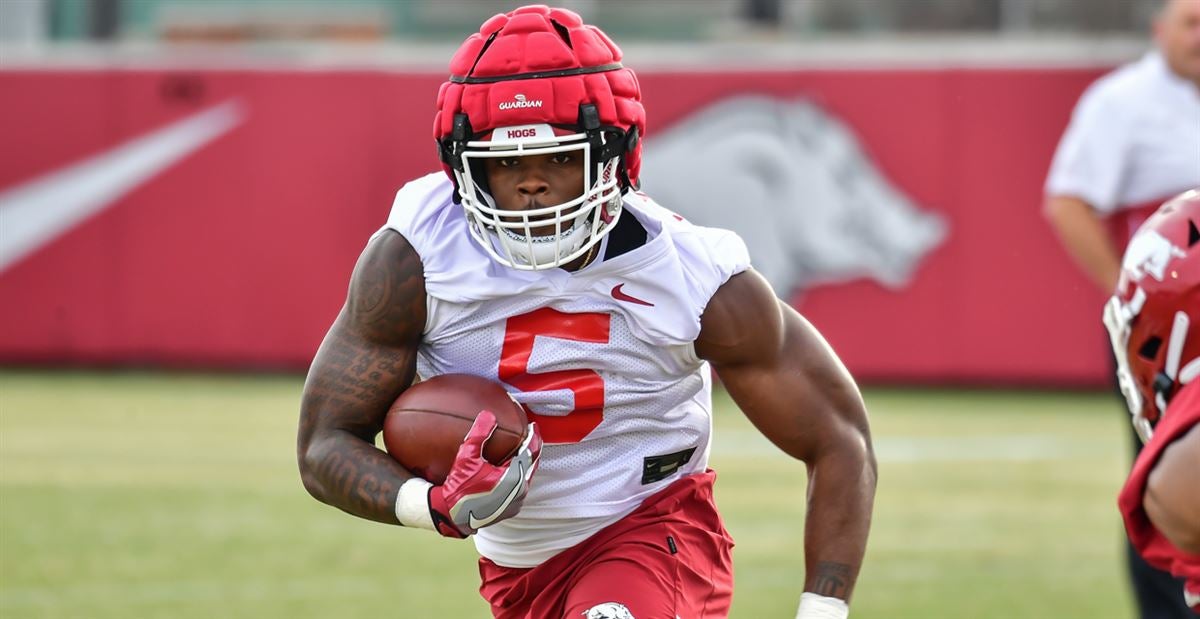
297 5 876 618
1105 188 1200 614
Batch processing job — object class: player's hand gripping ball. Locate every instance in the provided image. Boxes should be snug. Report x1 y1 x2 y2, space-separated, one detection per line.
384 374 541 538
382 374 531 484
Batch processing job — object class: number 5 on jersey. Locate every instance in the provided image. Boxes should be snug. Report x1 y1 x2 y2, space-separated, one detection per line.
499 307 610 444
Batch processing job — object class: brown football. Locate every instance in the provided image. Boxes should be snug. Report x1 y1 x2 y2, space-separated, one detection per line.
382 374 528 485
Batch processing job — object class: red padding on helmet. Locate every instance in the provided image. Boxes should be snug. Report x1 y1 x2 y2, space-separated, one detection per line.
434 5 645 189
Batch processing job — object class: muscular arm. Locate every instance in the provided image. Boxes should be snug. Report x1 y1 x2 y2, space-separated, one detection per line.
696 269 876 601
1144 424 1200 554
1043 195 1122 293
297 230 426 524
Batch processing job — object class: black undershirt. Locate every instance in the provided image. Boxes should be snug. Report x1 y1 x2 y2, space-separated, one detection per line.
602 209 648 260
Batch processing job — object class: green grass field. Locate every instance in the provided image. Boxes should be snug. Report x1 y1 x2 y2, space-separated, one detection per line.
0 370 1135 618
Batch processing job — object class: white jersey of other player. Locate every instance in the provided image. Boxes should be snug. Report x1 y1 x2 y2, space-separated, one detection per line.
381 173 751 567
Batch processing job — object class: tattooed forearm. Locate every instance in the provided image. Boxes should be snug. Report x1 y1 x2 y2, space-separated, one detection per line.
304 435 404 523
300 336 416 522
297 230 428 525
810 561 851 598
308 337 412 412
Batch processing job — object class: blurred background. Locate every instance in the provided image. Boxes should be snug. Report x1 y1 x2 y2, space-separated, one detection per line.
0 0 1166 617
0 0 1166 42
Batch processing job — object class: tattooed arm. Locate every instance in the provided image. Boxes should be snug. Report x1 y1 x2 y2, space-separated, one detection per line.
297 230 425 524
696 269 876 604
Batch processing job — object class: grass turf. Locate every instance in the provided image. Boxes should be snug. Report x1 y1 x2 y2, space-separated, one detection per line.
0 371 1133 618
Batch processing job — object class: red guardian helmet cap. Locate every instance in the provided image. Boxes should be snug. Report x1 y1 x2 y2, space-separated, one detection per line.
434 4 646 270
1103 188 1200 441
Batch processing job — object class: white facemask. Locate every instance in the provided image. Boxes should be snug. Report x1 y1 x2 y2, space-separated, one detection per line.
454 124 624 270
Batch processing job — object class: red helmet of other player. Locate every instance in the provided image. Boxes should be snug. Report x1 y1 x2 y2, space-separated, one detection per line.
434 5 646 270
1103 188 1200 441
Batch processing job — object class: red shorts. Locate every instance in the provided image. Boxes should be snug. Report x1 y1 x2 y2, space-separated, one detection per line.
478 469 735 619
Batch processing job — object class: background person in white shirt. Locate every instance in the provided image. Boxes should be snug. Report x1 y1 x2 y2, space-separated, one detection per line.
1044 1 1200 617
1045 0 1200 294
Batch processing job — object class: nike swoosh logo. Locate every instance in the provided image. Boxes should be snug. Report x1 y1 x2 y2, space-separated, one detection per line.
468 461 525 530
611 283 655 306
0 99 246 273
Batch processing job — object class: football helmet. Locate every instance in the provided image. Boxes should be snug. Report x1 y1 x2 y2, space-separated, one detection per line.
434 5 646 270
1103 188 1200 442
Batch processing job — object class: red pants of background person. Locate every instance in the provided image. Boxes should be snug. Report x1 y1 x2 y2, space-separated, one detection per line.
479 469 736 618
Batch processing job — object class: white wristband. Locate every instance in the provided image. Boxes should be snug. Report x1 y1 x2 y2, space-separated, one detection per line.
796 592 849 619
394 478 435 531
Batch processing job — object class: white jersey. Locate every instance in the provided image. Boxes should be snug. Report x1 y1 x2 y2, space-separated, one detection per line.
381 173 751 567
1046 51 1200 214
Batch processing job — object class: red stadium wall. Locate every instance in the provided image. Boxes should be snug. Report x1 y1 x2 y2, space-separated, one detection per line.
0 66 1112 385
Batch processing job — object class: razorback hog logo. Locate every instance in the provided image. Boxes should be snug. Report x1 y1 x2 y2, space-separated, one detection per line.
583 602 634 619
498 93 543 111
641 96 947 297
1123 229 1185 282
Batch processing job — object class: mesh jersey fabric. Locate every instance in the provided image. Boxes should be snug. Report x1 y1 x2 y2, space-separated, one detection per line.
379 173 751 566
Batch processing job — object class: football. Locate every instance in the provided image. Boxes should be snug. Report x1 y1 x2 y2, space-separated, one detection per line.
382 373 528 485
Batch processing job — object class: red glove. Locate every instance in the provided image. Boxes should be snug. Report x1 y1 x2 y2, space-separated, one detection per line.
427 411 542 538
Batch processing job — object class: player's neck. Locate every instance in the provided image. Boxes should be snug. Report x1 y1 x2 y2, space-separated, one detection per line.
560 240 600 272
